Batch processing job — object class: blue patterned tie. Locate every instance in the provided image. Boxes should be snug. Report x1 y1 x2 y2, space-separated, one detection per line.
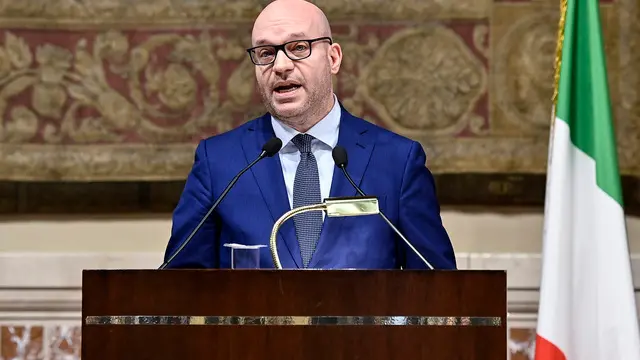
291 134 323 267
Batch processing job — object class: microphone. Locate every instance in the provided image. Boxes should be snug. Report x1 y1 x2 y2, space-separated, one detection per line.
159 137 283 269
331 146 435 270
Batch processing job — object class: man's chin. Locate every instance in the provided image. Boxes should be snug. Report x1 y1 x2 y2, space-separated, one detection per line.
270 102 305 119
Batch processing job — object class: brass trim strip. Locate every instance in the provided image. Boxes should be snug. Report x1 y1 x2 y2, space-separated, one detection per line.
84 315 502 326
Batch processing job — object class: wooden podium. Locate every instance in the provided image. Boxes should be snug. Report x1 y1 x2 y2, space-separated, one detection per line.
81 269 506 359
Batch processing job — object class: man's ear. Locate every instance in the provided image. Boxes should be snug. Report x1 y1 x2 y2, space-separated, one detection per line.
329 43 342 75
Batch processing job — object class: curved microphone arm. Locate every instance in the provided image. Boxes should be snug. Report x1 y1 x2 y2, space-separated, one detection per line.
269 204 327 270
160 150 268 269
378 212 434 270
269 196 380 270
339 166 434 270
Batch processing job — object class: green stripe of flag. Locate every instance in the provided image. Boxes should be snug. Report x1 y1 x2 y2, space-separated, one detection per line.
555 0 623 205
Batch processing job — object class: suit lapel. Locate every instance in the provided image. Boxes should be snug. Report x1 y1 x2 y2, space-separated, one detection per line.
308 107 376 268
241 114 302 268
329 109 374 199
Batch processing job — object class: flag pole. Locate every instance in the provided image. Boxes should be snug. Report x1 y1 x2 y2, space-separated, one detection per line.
552 0 567 108
546 0 568 176
546 0 567 169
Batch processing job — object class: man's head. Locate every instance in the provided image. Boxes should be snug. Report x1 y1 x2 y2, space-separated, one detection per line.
249 0 342 132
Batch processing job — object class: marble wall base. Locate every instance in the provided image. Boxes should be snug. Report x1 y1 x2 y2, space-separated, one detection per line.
1 252 639 359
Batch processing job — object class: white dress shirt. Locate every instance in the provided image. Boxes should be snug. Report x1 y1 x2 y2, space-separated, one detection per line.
271 94 341 211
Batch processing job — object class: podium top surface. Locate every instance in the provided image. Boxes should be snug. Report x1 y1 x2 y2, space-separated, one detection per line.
82 269 506 318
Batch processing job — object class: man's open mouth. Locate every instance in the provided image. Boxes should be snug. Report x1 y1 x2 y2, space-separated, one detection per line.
274 84 301 93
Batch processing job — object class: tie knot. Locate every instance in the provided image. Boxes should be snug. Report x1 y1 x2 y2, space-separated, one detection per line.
291 134 314 153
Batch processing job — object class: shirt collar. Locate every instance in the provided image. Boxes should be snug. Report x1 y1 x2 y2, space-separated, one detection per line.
271 94 341 152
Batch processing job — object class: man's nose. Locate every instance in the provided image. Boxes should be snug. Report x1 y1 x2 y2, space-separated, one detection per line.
272 50 294 74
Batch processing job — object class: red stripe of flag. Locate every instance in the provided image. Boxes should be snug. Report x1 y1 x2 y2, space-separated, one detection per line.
534 334 567 360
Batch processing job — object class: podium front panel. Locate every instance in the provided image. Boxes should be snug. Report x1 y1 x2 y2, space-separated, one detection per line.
82 269 506 359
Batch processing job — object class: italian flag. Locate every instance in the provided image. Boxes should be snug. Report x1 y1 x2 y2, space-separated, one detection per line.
534 0 640 359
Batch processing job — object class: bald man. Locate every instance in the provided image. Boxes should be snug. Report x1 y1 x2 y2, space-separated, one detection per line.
163 0 457 270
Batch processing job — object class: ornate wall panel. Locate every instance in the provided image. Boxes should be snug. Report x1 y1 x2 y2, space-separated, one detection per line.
0 0 637 213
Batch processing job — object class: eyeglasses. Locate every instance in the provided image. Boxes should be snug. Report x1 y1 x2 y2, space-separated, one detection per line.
246 37 332 66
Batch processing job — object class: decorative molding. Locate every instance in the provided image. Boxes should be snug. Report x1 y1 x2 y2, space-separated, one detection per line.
5 175 640 216
2 251 640 318
0 0 489 24
0 252 160 322
0 252 161 287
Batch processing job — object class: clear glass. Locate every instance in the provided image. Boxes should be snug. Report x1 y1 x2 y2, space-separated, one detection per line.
223 243 266 269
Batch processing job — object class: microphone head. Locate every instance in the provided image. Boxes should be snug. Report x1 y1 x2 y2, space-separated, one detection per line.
262 137 283 157
332 146 348 167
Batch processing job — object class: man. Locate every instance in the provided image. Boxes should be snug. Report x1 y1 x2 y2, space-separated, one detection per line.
163 0 456 270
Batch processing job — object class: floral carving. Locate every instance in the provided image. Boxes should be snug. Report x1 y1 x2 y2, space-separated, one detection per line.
0 29 263 146
0 0 488 23
154 63 197 110
4 106 38 143
0 0 636 180
0 48 11 78
473 24 490 60
5 32 32 70
494 11 558 130
357 26 486 136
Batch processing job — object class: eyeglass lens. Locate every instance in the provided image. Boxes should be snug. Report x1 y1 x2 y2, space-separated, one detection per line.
251 40 312 65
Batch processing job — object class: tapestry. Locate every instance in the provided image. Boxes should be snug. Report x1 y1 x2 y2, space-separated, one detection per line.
0 0 634 182
0 0 638 214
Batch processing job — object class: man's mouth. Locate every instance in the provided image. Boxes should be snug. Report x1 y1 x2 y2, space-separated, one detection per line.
274 84 301 93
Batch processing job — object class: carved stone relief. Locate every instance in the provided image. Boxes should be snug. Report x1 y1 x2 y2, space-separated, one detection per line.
0 0 636 182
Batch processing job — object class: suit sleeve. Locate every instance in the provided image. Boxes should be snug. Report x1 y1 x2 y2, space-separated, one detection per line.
398 141 457 270
163 140 218 268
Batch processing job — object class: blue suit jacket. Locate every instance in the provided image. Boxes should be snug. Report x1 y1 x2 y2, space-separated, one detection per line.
163 106 456 270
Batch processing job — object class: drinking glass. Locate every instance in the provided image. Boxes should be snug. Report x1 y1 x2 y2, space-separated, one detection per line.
223 243 266 269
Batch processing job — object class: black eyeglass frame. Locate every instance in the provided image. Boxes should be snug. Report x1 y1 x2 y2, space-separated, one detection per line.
246 37 333 66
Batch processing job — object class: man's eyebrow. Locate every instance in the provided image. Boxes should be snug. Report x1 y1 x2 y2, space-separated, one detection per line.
254 32 308 46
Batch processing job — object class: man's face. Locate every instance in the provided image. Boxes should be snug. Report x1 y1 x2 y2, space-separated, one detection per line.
250 13 340 125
